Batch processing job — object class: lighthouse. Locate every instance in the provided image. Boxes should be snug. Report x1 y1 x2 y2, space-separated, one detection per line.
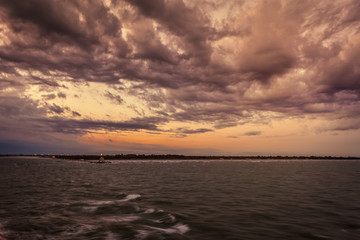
99 153 105 163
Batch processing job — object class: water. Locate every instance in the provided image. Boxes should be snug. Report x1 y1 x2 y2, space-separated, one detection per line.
0 157 360 240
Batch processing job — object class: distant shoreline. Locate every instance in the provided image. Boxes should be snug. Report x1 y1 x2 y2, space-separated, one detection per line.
1 154 360 160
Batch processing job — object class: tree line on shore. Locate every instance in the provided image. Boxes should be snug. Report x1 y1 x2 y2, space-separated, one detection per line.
3 154 356 160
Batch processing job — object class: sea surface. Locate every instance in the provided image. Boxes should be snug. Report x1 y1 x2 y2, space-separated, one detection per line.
0 157 360 240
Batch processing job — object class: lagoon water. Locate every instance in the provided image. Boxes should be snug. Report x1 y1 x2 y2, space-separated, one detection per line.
0 157 360 240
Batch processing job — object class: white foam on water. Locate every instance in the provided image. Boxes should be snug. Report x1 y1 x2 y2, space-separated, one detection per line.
117 194 141 202
135 229 152 240
104 231 118 240
313 234 331 239
152 214 176 223
82 206 98 212
135 219 190 240
63 224 98 236
86 200 115 206
143 223 190 235
169 223 190 234
163 223 190 234
86 194 141 206
100 215 141 223
166 214 176 223
143 208 156 214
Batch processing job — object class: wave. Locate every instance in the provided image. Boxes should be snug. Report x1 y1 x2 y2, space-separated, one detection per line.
117 193 141 202
85 193 142 206
0 193 190 240
135 223 190 240
100 215 141 223
152 213 176 224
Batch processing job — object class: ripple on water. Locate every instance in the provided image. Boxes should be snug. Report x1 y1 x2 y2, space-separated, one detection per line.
0 193 190 240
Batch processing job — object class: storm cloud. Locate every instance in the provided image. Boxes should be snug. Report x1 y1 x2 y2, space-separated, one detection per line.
1 0 360 154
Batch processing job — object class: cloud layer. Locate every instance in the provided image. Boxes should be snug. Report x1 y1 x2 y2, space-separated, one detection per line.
1 0 360 154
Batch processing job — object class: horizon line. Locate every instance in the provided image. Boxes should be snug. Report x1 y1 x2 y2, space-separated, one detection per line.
1 154 360 159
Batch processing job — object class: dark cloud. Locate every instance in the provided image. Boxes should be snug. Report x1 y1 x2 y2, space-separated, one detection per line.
0 0 121 49
132 37 179 65
72 111 81 117
0 79 23 89
57 92 66 99
227 136 238 139
0 0 298 94
1 0 358 96
0 0 81 36
0 95 45 118
239 47 295 81
0 95 55 144
104 91 124 104
42 94 56 100
41 116 167 134
126 0 212 64
1 0 360 154
244 131 262 136
0 0 128 86
48 103 68 115
167 103 251 130
330 123 360 132
176 128 213 134
0 94 167 139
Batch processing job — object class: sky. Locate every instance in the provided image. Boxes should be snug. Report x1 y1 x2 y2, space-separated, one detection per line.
1 0 360 156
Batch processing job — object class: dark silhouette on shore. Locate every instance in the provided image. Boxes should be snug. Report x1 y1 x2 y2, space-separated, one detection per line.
1 154 359 160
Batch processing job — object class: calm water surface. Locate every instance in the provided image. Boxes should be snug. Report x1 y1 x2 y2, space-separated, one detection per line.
0 157 360 240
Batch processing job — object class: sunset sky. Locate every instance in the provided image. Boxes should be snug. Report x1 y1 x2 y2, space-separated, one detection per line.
1 0 360 156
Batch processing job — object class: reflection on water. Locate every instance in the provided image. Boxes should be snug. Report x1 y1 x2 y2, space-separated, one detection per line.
0 157 360 239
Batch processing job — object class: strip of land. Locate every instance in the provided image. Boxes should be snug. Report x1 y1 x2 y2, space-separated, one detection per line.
1 154 359 160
